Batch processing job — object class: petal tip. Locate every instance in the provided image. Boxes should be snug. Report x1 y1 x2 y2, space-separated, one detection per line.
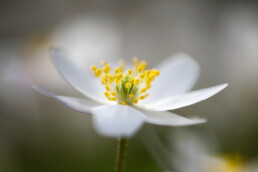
32 85 54 97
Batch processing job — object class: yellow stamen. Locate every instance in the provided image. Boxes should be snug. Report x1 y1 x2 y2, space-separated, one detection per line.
111 92 116 96
134 79 140 85
125 83 130 89
133 99 138 103
104 91 110 97
139 95 145 100
91 58 160 105
118 73 123 79
138 66 143 73
103 65 110 73
111 97 116 101
105 86 110 91
140 73 145 79
115 68 120 74
129 94 134 99
91 65 97 71
96 68 102 76
101 61 107 66
127 69 132 75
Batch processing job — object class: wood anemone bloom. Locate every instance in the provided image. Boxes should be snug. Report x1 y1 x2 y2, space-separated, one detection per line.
33 48 228 138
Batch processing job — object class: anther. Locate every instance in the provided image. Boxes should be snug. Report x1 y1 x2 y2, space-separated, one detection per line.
115 68 120 74
111 92 116 96
127 69 132 75
141 88 147 93
91 65 97 71
139 95 145 100
105 86 110 91
133 99 138 103
125 83 130 89
104 91 110 97
101 61 107 66
134 79 140 85
129 94 134 99
111 97 116 101
96 69 102 76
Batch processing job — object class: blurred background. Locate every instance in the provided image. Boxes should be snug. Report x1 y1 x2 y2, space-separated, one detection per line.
1 0 258 171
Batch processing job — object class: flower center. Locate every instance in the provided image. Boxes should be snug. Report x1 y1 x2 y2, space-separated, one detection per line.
204 155 243 172
91 58 160 105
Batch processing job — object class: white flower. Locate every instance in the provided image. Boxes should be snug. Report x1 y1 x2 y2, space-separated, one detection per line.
33 48 228 138
143 129 258 172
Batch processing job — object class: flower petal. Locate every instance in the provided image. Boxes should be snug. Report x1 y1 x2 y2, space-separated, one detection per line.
139 83 228 111
33 85 99 114
91 105 145 138
146 53 200 102
50 48 110 104
142 110 206 126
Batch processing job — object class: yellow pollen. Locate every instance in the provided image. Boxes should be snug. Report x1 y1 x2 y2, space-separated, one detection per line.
139 95 145 100
95 71 99 77
111 97 116 101
140 73 145 79
115 68 120 74
133 99 138 103
91 65 97 71
111 92 116 96
145 78 151 85
97 69 102 76
150 74 156 81
91 59 160 105
115 78 120 84
125 83 130 89
118 73 123 79
129 94 134 99
101 61 107 66
127 69 132 75
103 65 110 73
104 91 110 97
105 86 110 91
146 70 151 75
141 88 147 93
138 66 143 73
134 79 140 85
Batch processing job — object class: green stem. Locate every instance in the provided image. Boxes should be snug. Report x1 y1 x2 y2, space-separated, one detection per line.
115 138 128 172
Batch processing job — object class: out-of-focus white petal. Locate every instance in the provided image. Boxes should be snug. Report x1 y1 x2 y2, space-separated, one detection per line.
146 53 200 103
142 110 206 126
33 85 99 114
139 83 228 111
91 105 145 138
50 48 111 104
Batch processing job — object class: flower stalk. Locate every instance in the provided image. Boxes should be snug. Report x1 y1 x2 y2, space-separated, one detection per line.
115 138 128 172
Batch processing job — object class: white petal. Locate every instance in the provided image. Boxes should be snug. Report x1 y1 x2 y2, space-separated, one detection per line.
50 48 110 104
142 110 206 126
139 83 228 111
146 53 200 103
91 105 145 138
33 85 99 114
